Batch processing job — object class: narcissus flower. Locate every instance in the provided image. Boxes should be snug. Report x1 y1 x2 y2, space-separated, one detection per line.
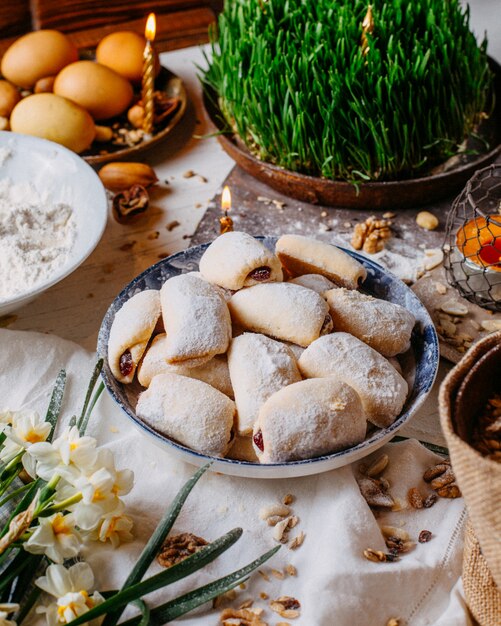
24 513 81 564
35 563 103 626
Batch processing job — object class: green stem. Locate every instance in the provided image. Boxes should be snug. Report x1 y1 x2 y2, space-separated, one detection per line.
0 467 22 499
0 451 24 480
77 359 104 434
0 481 32 508
38 492 82 517
79 381 104 436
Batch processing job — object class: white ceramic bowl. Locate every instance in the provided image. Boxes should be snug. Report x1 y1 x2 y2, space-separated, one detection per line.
98 238 440 479
0 132 107 315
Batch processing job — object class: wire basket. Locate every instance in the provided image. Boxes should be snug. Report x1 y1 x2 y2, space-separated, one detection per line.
443 164 501 311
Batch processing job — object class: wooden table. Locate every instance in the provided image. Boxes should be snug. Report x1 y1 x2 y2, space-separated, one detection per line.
4 45 234 350
4 42 498 449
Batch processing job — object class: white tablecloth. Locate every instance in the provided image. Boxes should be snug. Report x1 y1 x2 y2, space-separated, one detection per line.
0 329 472 625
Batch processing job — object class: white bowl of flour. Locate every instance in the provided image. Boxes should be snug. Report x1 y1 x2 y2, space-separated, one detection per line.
0 132 107 315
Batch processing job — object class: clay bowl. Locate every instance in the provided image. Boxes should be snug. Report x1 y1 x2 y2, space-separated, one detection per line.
203 58 501 210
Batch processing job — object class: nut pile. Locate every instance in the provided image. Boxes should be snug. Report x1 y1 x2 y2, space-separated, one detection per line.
351 215 393 254
471 393 501 461
422 458 461 499
358 453 460 564
258 494 304 549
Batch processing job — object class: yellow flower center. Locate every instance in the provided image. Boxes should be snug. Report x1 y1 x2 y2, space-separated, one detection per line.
70 442 78 451
93 489 106 502
57 592 94 622
52 514 70 535
25 430 45 443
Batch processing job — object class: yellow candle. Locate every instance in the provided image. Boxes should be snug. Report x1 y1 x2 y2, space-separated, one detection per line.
220 186 234 234
142 13 156 134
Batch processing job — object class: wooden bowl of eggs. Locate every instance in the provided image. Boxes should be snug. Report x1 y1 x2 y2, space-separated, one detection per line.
0 30 186 163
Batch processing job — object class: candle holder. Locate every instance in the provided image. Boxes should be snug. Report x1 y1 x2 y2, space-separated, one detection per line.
443 164 501 311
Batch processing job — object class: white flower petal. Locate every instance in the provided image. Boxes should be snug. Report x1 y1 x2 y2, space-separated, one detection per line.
67 562 95 595
36 564 72 598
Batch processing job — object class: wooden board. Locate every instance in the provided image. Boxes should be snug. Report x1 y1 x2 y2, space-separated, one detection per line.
191 164 449 248
0 1 31 38
0 1 221 56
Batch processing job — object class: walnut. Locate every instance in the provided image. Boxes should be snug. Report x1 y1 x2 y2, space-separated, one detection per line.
157 532 207 568
351 216 393 254
112 185 149 223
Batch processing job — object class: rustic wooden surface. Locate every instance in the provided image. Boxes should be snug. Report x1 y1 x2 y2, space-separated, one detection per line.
2 41 500 448
0 1 221 56
2 46 233 351
0 1 31 38
191 164 449 248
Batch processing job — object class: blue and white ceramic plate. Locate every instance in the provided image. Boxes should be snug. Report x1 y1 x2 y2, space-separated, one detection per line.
97 237 439 479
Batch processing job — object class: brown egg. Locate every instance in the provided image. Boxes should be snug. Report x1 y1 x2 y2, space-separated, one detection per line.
10 93 96 154
0 80 21 117
1 30 78 89
96 31 159 84
54 60 134 120
34 76 56 94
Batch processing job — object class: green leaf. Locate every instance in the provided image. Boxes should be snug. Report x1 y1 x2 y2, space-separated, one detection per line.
0 482 32 508
77 359 104 434
16 585 42 625
78 381 104 436
65 527 243 626
132 599 150 626
0 553 37 591
121 545 281 626
0 478 40 539
101 463 211 626
45 369 66 441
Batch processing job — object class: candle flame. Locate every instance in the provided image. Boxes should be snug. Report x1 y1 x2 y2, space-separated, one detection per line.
222 186 231 213
145 13 156 42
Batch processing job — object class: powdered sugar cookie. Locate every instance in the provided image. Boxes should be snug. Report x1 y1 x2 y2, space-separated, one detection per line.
288 273 336 297
228 282 332 347
160 274 232 368
253 377 366 463
325 287 415 356
276 234 366 289
136 372 236 457
299 333 408 428
199 231 283 290
137 333 233 397
228 333 301 435
108 290 161 383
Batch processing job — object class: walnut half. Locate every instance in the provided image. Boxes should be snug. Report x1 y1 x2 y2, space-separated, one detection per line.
157 532 208 568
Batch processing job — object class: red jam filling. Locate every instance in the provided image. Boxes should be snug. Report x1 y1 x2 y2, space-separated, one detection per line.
119 350 134 377
248 266 271 281
253 430 264 452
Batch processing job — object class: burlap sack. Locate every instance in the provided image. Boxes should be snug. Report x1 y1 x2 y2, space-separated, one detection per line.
463 519 501 625
439 331 501 625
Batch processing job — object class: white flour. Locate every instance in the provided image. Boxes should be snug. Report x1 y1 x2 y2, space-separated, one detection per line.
0 176 76 301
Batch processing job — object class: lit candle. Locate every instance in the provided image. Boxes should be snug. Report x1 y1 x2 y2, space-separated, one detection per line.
219 186 234 234
142 13 156 135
